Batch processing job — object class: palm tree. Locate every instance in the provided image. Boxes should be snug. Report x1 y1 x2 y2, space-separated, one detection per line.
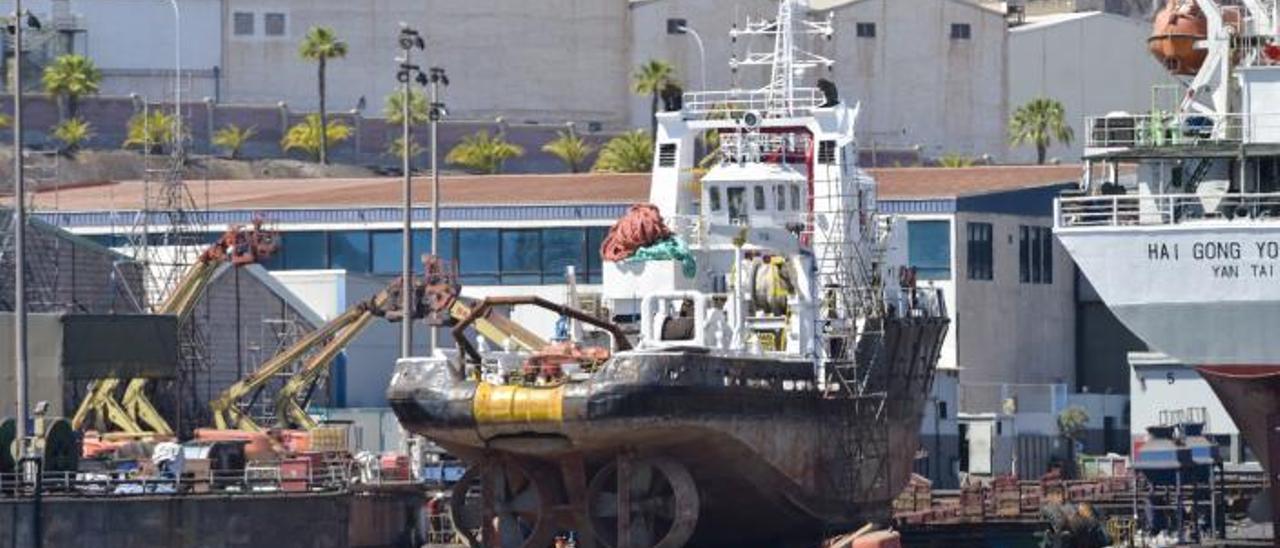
541 130 595 173
42 54 102 121
52 117 93 154
387 135 424 163
593 131 653 173
1009 97 1073 165
299 26 348 165
446 130 524 174
937 153 976 168
212 124 257 159
282 114 352 161
383 89 429 126
123 110 178 153
633 60 678 141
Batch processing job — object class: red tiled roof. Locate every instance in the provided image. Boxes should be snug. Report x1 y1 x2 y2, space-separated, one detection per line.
23 166 1083 211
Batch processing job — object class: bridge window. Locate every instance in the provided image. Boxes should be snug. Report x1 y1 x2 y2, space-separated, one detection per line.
753 186 766 211
950 23 971 40
774 185 786 211
708 186 721 212
791 185 802 211
907 220 951 281
727 187 747 223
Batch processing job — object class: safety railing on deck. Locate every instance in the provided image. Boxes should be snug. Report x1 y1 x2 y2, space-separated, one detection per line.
0 459 353 498
1085 112 1280 149
682 88 825 119
1056 192 1280 228
718 132 812 164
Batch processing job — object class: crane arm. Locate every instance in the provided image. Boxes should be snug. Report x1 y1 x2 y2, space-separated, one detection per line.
210 306 367 432
274 310 378 430
72 221 277 437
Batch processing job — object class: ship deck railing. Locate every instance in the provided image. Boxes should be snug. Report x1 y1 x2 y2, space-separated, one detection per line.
718 132 813 164
682 88 825 120
1084 112 1280 150
0 458 355 498
1056 192 1280 228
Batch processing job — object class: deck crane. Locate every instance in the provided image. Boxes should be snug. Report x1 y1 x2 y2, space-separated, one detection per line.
70 221 276 437
210 256 551 433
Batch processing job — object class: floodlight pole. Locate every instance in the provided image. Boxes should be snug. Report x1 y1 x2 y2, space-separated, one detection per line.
12 0 28 445
428 67 446 351
399 42 414 359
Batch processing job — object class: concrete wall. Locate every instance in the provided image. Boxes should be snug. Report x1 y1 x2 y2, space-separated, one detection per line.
832 0 1009 159
1008 12 1173 163
0 491 419 548
631 0 1009 159
1 493 347 548
952 211 1075 386
0 0 222 99
220 0 632 127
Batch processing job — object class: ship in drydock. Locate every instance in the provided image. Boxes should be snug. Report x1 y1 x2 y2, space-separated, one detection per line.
386 1 948 546
1055 0 1280 486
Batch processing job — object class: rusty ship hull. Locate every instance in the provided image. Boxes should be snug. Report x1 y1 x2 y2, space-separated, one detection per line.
389 315 947 547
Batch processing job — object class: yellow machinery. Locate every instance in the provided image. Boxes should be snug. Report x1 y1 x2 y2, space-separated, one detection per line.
212 256 550 433
70 222 275 437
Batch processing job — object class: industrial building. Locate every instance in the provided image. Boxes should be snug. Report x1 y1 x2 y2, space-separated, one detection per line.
23 165 1144 487
0 0 1169 162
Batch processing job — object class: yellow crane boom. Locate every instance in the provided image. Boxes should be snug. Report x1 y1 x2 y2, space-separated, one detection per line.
71 222 276 437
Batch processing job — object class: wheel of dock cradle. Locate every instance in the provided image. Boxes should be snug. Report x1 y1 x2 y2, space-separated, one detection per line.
449 457 559 548
586 456 699 548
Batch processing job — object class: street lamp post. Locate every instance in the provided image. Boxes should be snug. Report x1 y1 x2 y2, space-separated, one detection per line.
667 19 707 90
427 67 447 351
397 24 425 359
12 0 28 446
169 0 182 154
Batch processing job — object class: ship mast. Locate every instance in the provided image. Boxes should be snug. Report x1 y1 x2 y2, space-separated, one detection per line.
729 0 833 118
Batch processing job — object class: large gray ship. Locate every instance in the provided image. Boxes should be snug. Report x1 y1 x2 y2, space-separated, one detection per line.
388 2 949 546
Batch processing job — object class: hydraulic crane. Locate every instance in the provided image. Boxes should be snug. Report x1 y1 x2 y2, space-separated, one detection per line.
209 277 417 432
70 221 276 437
211 256 552 433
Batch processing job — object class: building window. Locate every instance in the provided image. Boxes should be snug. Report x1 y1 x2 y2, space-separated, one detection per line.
587 227 608 284
264 13 287 37
459 229 500 285
1019 225 1053 284
542 228 587 283
500 230 542 285
233 12 255 36
279 231 327 270
950 23 971 40
966 222 993 281
330 231 371 273
855 22 876 38
371 231 403 274
907 220 951 281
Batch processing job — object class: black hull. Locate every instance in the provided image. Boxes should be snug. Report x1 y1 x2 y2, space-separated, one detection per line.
388 316 948 546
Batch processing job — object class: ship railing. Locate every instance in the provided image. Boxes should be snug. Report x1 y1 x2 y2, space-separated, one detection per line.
1084 112 1280 149
682 88 825 120
667 215 706 247
718 132 812 164
0 459 354 497
1056 192 1280 228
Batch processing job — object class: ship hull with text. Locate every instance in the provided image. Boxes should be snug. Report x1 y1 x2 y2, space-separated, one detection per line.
1054 0 1280 477
1056 221 1280 472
